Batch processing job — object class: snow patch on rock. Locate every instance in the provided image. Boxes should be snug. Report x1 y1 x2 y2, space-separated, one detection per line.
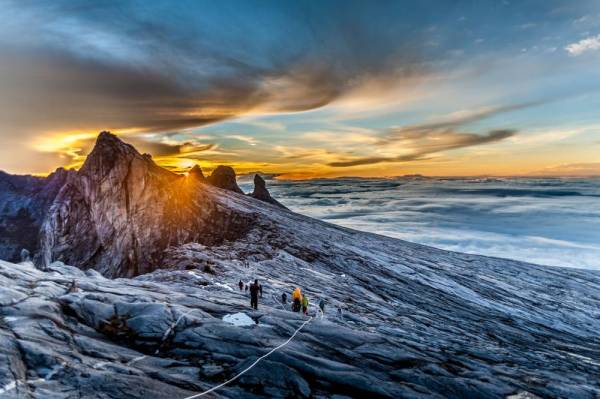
222 312 255 326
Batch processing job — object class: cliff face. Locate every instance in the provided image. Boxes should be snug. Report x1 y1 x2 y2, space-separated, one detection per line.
38 132 257 277
0 167 73 262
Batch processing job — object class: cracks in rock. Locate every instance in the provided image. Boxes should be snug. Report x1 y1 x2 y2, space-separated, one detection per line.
1 319 33 398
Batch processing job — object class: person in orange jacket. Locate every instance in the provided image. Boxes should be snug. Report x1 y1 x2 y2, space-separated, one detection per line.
292 287 302 312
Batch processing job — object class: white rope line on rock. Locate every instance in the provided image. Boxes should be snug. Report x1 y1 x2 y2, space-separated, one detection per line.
181 315 314 399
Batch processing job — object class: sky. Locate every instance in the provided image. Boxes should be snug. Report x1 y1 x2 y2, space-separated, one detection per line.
1 0 600 178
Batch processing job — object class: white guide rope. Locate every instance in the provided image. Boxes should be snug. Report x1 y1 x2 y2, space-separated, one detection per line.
181 313 316 398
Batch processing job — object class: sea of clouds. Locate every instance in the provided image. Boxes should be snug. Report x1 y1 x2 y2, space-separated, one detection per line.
240 176 600 270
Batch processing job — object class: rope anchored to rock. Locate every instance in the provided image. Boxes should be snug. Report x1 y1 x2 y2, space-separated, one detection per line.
182 315 315 399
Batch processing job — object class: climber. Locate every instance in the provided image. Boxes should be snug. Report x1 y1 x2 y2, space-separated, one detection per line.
67 279 78 294
281 292 287 305
302 294 309 315
249 279 260 310
319 299 325 314
245 283 249 293
238 280 244 291
292 287 302 312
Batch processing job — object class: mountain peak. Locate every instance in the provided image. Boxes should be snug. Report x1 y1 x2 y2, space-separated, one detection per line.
79 131 146 177
93 131 138 155
188 164 206 182
97 130 117 141
38 134 261 277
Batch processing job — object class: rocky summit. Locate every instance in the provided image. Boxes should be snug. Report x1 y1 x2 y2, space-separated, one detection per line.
0 133 599 399
249 175 287 209
37 132 271 278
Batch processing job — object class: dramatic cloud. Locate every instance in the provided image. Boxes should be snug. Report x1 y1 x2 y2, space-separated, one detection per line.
381 103 538 140
0 2 428 136
565 34 600 56
329 129 515 167
0 1 599 176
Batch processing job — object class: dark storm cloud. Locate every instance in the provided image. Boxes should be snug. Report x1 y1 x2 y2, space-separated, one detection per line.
0 45 264 134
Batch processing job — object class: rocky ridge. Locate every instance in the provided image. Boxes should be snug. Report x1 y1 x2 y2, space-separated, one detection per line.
35 132 284 278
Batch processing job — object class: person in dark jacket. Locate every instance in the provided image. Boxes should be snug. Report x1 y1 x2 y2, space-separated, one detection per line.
238 280 244 291
281 292 287 305
249 279 260 310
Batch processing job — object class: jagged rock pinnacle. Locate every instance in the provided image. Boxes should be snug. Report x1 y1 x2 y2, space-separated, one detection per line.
207 165 243 194
188 165 206 182
250 174 287 209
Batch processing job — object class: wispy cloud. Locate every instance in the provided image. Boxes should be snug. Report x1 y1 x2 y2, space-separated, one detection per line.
565 34 600 56
378 103 539 142
326 103 533 167
329 129 515 167
302 130 379 145
227 135 259 146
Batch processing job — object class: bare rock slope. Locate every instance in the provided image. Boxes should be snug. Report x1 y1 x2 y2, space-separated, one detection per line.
0 133 599 398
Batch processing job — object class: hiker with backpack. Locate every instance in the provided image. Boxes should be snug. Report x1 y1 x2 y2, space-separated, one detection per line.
302 294 309 315
292 287 302 312
318 299 325 314
249 279 261 310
